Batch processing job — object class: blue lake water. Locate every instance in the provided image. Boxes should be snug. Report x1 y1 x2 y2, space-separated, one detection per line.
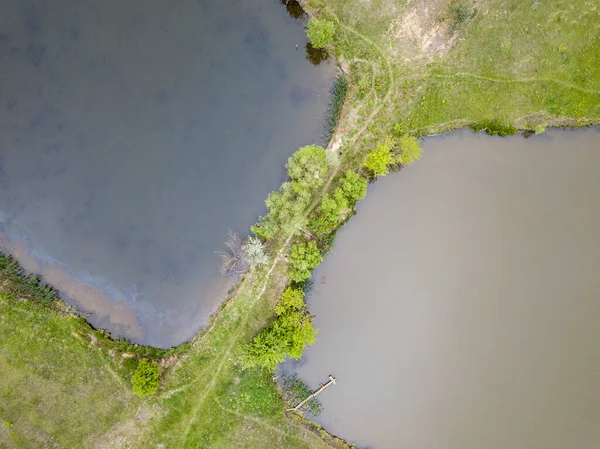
0 0 336 347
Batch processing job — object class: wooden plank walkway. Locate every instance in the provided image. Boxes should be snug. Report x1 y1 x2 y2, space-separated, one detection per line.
287 375 336 412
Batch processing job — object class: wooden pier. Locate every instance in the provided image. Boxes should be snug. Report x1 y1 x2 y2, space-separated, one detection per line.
287 375 336 412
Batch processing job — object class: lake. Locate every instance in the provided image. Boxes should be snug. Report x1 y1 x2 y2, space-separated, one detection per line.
0 0 336 347
291 128 600 449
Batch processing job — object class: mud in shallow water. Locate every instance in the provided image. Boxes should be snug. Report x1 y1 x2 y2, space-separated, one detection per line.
291 128 600 449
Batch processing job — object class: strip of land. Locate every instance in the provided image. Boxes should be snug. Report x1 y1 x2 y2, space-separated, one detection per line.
1 0 599 448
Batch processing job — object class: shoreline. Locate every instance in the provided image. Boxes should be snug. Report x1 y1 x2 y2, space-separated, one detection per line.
2 0 599 446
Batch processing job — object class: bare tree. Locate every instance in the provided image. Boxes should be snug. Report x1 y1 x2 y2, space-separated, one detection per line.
216 230 248 277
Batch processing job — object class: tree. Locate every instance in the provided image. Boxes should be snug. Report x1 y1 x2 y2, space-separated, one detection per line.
252 145 329 241
340 170 368 202
397 135 422 165
239 325 287 369
288 241 323 283
242 236 270 266
251 181 311 240
364 142 395 177
306 18 335 49
322 188 348 222
216 231 247 276
275 287 306 315
310 187 349 233
239 287 317 370
286 145 328 191
132 359 159 397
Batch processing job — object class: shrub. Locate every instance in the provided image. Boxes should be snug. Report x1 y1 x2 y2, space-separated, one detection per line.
306 18 335 48
534 123 547 134
288 241 323 283
132 359 159 397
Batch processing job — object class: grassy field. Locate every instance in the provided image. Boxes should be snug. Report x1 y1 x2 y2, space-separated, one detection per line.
0 278 140 448
1 0 599 448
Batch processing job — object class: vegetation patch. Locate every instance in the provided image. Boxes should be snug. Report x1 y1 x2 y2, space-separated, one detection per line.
446 0 478 33
306 18 336 48
325 74 349 141
281 373 324 417
132 359 160 397
239 287 317 369
471 119 518 136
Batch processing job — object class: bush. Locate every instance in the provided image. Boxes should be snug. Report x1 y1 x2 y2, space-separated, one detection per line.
288 241 323 283
306 18 335 48
132 359 159 397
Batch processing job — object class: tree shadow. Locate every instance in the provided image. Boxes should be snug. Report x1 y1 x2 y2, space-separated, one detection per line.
305 42 330 66
279 0 306 20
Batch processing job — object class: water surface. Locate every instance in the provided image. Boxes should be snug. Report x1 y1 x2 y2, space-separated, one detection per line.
0 0 336 346
292 128 600 449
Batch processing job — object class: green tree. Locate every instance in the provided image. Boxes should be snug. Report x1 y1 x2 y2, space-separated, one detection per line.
340 170 368 202
252 145 329 241
240 287 317 370
306 18 335 49
286 145 328 191
310 187 349 233
288 241 323 283
239 325 288 369
397 136 422 165
251 182 311 240
275 287 306 315
364 142 395 177
322 188 348 222
131 359 159 397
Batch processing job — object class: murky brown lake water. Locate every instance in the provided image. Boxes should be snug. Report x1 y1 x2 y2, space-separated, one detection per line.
291 128 600 449
0 0 335 346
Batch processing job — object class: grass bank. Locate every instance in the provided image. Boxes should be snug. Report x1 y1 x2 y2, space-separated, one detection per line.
1 0 599 447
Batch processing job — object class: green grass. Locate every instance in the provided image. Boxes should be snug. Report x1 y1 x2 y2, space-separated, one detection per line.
2 0 599 447
0 293 140 448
